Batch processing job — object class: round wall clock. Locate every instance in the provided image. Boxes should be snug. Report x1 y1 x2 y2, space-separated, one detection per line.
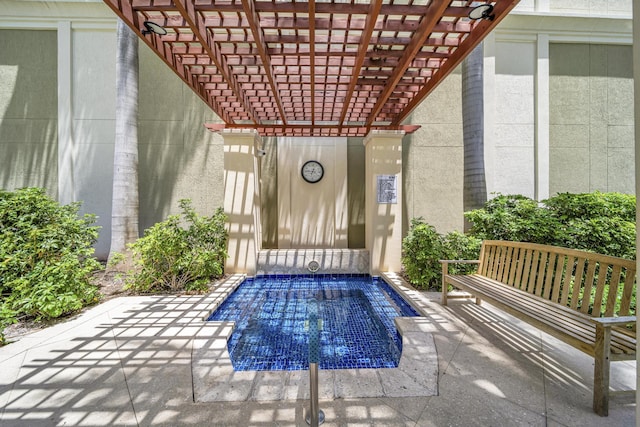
301 160 324 183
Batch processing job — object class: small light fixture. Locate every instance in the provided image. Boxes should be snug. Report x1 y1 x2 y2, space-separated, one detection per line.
370 45 384 63
468 4 495 21
142 21 167 36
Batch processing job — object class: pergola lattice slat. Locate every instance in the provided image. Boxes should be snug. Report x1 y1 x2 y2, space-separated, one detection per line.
104 0 520 137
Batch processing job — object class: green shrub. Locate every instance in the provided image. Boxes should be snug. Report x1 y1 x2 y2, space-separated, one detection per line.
442 231 482 275
0 188 101 340
545 192 636 259
464 194 561 244
402 218 445 289
402 191 635 292
402 219 482 290
125 200 228 293
545 191 635 223
465 192 636 259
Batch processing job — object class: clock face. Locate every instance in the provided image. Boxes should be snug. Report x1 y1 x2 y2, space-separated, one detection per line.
301 160 324 183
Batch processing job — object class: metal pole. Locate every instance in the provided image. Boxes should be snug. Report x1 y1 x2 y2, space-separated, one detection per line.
308 362 321 426
306 299 324 426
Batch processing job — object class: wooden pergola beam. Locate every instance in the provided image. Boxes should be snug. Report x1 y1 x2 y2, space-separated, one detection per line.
338 0 383 129
393 0 522 126
173 0 258 124
366 0 450 126
105 0 521 137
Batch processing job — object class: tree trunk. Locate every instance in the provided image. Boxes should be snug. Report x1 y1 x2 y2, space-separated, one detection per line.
462 43 487 231
109 19 139 261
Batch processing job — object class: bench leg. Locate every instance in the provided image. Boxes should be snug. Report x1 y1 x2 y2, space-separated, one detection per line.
441 264 448 306
593 323 611 416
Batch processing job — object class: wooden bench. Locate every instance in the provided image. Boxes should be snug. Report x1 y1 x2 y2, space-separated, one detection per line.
440 240 636 416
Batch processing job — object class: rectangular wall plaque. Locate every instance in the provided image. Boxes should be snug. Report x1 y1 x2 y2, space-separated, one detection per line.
377 174 397 204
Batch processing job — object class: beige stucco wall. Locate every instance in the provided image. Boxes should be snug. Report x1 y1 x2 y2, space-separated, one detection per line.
549 43 634 195
71 30 224 258
0 1 634 261
403 68 465 236
137 46 224 233
364 131 404 274
549 0 631 16
71 28 116 258
260 136 278 248
0 29 58 196
261 135 365 250
492 40 536 198
347 136 366 248
515 0 630 16
222 130 261 275
0 21 224 259
276 137 348 248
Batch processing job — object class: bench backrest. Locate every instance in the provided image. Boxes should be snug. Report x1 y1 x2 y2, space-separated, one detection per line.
478 240 636 319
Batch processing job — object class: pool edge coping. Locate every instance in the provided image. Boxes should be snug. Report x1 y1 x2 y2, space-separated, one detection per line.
191 272 438 402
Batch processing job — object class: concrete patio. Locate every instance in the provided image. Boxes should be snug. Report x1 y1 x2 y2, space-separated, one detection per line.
0 280 635 426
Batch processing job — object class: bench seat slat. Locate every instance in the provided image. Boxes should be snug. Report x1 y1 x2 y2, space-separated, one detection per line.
441 240 636 417
448 274 635 353
446 274 636 356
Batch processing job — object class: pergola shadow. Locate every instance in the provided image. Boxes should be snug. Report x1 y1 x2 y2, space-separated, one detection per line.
0 294 430 426
438 298 636 422
1 290 636 426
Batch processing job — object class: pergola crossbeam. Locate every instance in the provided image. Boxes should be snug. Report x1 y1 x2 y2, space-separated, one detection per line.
104 0 520 137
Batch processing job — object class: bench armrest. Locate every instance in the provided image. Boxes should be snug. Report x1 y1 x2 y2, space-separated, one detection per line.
440 260 481 306
590 316 636 327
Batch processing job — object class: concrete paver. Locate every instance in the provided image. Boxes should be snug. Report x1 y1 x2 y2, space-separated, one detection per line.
0 287 635 426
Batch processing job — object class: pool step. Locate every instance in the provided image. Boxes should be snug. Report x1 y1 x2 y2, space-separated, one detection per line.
256 249 370 275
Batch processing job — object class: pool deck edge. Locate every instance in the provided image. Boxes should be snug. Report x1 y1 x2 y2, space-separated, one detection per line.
192 272 439 402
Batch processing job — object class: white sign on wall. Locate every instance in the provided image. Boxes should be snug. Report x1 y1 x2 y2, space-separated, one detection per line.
377 174 397 204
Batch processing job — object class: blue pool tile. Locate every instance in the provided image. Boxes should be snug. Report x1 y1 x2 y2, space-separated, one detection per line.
207 275 418 371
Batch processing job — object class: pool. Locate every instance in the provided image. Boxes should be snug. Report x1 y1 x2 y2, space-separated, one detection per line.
206 274 419 371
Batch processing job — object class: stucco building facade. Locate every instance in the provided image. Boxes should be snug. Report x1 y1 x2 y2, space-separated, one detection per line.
0 1 634 260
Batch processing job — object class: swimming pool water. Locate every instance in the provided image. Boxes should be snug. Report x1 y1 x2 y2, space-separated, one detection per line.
207 275 419 371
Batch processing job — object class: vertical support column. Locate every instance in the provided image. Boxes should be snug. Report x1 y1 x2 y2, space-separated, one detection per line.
222 129 262 275
276 137 292 248
632 4 640 425
482 32 497 196
334 138 349 248
364 130 404 275
592 322 611 416
535 34 550 201
57 20 75 204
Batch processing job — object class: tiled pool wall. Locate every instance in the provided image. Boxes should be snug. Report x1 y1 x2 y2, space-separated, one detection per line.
256 249 369 275
207 274 419 371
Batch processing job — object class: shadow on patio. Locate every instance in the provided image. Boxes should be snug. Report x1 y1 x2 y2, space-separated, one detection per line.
0 290 635 426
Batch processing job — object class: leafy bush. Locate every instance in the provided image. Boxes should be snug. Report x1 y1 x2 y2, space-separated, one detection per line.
545 192 636 259
465 192 636 259
0 188 101 342
402 218 481 289
545 191 635 223
402 219 445 289
403 191 635 291
125 199 228 293
442 231 482 275
463 194 561 244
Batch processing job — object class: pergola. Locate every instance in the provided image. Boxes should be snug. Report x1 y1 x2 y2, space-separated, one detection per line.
104 0 519 137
